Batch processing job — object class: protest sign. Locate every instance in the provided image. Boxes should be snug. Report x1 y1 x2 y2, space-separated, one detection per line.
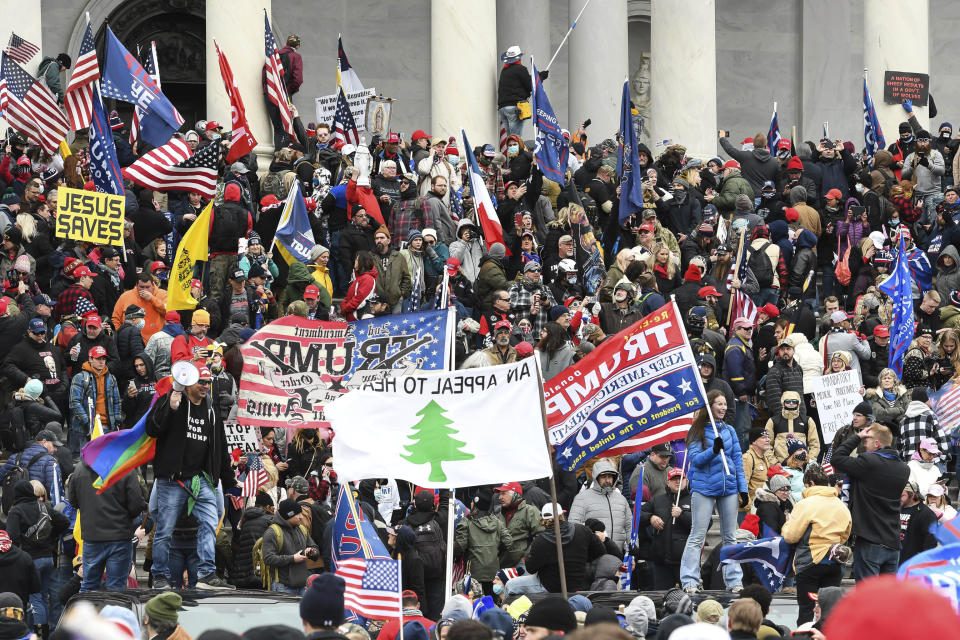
315 87 375 131
223 422 261 454
883 70 929 106
55 186 125 246
809 369 864 443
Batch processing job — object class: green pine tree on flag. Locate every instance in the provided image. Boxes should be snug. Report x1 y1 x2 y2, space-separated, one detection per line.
401 400 475 482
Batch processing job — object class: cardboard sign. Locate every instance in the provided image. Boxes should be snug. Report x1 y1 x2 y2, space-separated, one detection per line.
883 71 929 106
224 422 261 454
315 87 376 132
809 370 864 444
55 186 125 246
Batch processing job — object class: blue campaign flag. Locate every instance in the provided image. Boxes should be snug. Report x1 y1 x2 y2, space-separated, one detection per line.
87 85 125 196
100 27 184 147
930 516 960 546
273 182 317 266
617 80 644 224
348 309 452 375
531 63 568 185
331 484 391 570
619 465 644 591
878 233 914 376
898 541 960 603
863 75 886 156
767 103 781 153
719 525 794 593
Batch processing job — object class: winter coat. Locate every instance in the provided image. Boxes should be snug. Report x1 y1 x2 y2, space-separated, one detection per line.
497 499 543 567
712 170 754 216
449 220 485 282
374 250 412 308
475 256 509 312
902 149 946 196
0 542 40 607
65 330 121 378
724 335 756 396
232 506 273 588
6 481 69 558
262 512 317 588
144 324 181 380
764 360 805 420
598 302 644 336
568 459 632 549
936 245 960 306
526 520 604 592
508 275 557 335
1 335 69 399
790 229 818 290
754 487 792 535
337 222 376 275
819 328 871 373
781 485 851 574
768 220 794 266
867 386 910 430
341 268 378 321
38 57 64 101
113 323 146 386
453 512 511 581
638 489 692 564
0 292 34 361
899 502 938 563
686 421 747 497
67 462 145 542
832 435 909 548
146 393 235 488
537 344 575 381
0 442 62 505
719 138 781 196
68 364 123 434
497 61 532 108
898 400 949 463
112 285 167 344
741 446 775 512
764 390 821 461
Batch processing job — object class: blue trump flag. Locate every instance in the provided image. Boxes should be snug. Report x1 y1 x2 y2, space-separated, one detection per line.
617 80 644 224
331 485 391 568
767 102 781 153
719 525 794 593
272 182 317 266
531 63 568 185
930 516 960 546
87 85 124 196
878 232 914 376
863 74 886 156
101 27 184 147
898 541 960 605
348 309 452 376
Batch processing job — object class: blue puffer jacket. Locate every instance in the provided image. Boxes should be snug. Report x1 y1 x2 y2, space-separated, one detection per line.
723 335 756 396
0 442 63 506
687 421 747 497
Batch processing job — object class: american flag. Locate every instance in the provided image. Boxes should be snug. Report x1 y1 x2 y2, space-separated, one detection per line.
933 380 960 434
129 43 158 146
124 138 222 198
726 233 749 291
598 415 693 458
731 289 758 327
336 557 402 619
332 86 359 147
242 453 269 497
820 448 834 477
4 34 39 65
0 53 69 155
64 22 99 132
498 121 508 153
263 11 296 138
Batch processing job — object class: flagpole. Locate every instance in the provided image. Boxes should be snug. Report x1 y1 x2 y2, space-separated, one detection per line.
726 227 746 328
545 0 593 71
397 552 405 640
444 490 456 598
533 356 569 600
672 451 689 525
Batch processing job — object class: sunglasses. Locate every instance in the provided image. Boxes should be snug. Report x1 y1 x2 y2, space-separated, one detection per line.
498 296 510 301
196 380 212 386
324 462 334 467
527 268 541 273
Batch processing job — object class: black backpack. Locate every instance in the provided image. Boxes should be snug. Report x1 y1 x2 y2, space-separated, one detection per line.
279 50 294 91
412 518 446 574
1 451 48 514
23 503 52 546
748 241 775 288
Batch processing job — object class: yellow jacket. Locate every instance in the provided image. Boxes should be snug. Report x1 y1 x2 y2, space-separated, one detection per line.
781 485 851 572
741 446 776 512
310 264 333 300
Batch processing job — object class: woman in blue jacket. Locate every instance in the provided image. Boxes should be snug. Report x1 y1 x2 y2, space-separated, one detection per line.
679 389 748 594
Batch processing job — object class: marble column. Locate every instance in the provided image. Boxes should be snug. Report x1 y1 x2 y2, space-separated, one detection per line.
568 0 628 139
432 0 498 144
0 0 42 134
206 0 274 165
496 0 551 71
864 0 929 139
650 0 716 160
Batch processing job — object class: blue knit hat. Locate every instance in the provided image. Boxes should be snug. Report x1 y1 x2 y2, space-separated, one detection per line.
940 122 953 132
300 573 345 628
786 434 808 457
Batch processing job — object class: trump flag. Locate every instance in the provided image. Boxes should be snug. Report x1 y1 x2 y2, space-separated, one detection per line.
531 63 568 184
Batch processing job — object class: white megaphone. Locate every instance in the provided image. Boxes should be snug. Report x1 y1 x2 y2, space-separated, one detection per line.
171 361 200 392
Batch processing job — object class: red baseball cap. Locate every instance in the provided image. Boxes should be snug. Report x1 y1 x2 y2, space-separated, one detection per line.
411 130 430 141
88 345 108 359
190 279 203 290
150 261 167 273
304 284 320 300
197 364 213 380
385 132 400 144
667 467 684 480
446 257 461 273
494 482 523 494
760 303 780 318
73 265 97 278
494 319 512 333
515 342 533 357
873 325 890 338
639 221 655 233
165 310 181 323
698 285 721 298
205 120 223 131
84 314 102 327
564 295 583 307
825 188 843 200
723 159 740 170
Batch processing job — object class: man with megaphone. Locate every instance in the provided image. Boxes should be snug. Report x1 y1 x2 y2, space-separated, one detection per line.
146 361 237 591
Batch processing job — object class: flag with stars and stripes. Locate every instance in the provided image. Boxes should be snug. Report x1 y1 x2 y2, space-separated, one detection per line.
0 52 69 155
124 139 222 198
332 86 359 147
336 557 401 620
242 453 270 497
64 21 99 132
731 289 758 327
4 34 38 66
263 11 296 138
767 102 781 154
719 524 794 593
129 42 159 146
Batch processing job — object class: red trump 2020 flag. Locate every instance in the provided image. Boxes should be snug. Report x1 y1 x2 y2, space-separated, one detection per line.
214 39 257 163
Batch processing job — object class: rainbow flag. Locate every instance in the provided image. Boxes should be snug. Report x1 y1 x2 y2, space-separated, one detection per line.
81 377 170 492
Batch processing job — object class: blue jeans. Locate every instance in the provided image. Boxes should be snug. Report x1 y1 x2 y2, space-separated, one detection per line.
272 583 305 596
498 105 524 139
152 477 219 582
168 547 199 590
680 492 742 589
752 287 780 307
732 400 751 451
504 573 548 597
852 540 899 581
30 556 61 625
80 540 132 591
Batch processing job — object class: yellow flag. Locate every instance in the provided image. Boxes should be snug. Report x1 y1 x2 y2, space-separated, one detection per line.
167 200 212 311
91 415 104 440
73 511 83 555
59 139 72 158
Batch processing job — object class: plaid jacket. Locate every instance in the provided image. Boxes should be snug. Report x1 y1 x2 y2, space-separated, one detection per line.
898 402 949 462
508 277 557 334
388 196 427 249
54 284 95 323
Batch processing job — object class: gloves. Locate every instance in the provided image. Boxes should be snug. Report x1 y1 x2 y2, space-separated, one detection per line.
738 492 749 509
540 69 549 81
902 98 913 113
919 155 929 167
425 245 437 259
713 437 723 454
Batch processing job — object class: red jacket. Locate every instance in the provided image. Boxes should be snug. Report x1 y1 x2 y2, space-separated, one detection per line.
341 268 377 321
347 179 386 226
276 46 303 95
377 614 435 640
171 334 212 364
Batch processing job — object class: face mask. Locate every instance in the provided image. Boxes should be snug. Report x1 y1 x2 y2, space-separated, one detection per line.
448 156 460 167
566 275 577 285
374 488 385 503
134 318 145 330
493 584 503 595
507 145 519 156
210 362 223 374
943 132 952 140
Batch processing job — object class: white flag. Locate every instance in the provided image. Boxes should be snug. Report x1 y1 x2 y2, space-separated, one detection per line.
327 359 552 488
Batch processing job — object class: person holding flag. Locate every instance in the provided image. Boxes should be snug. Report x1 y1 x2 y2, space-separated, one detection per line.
530 62 568 187
878 231 916 377
638 466 691 589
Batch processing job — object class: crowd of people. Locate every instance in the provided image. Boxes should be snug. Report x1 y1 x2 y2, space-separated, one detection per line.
0 38 955 640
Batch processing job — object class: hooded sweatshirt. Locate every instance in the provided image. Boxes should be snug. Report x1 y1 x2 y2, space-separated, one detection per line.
781 484 852 574
567 458 632 547
765 390 821 462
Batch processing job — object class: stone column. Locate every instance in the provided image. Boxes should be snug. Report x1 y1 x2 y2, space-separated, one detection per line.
864 0 929 139
432 0 498 143
568 0 628 139
497 0 551 70
650 0 716 159
0 0 42 134
802 0 855 143
206 0 274 164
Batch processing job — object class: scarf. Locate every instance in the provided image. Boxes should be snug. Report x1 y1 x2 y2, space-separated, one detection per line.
100 263 121 290
883 389 896 401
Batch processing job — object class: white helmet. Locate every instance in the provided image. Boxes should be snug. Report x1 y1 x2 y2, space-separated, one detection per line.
558 259 577 273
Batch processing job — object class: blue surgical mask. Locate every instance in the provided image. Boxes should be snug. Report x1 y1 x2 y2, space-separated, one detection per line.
566 275 577 284
134 318 145 330
448 156 460 167
493 583 503 595
507 145 519 156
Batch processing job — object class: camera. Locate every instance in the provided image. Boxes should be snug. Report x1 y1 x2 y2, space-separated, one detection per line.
583 119 592 128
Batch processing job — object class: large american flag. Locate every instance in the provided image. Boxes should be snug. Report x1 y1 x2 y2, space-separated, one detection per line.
4 34 39 65
129 43 158 146
336 557 402 620
242 453 269 497
332 86 359 147
731 289 758 327
64 22 99 132
263 11 296 138
0 53 68 154
124 138 222 198
599 415 694 458
933 380 960 436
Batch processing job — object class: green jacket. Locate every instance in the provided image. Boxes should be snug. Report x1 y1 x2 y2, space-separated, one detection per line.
38 57 63 102
712 170 754 216
942 305 960 331
282 260 331 310
375 250 412 307
498 500 544 567
476 257 509 311
454 512 512 581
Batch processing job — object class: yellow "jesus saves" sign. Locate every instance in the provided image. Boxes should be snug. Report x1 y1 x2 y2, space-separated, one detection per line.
55 186 125 246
